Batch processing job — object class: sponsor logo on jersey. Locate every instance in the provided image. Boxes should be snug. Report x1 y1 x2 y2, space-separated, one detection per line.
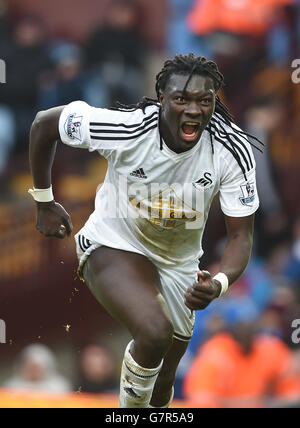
129 185 203 230
65 113 83 141
239 182 255 206
193 172 213 189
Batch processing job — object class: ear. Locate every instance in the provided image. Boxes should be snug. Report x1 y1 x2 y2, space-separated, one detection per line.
159 90 165 108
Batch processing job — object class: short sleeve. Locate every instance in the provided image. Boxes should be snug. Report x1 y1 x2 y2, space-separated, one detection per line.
219 166 259 217
210 116 260 217
59 101 159 158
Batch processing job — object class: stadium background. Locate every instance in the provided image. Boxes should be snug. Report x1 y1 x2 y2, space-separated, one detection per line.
0 0 299 408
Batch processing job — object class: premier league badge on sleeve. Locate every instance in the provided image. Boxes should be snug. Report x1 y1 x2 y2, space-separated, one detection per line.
64 113 83 141
239 182 255 207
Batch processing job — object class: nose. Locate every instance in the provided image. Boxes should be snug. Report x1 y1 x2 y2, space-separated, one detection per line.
184 101 202 118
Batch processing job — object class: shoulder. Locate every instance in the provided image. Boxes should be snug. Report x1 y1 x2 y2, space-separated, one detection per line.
207 114 257 181
60 101 160 126
59 102 160 149
88 104 160 141
90 104 160 126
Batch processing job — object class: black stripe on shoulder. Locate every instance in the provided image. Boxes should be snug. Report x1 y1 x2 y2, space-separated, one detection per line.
211 117 253 170
209 120 252 172
90 110 159 129
90 115 158 135
207 128 247 177
90 123 158 141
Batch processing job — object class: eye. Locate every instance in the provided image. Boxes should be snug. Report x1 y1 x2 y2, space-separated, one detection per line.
174 96 185 103
201 98 213 105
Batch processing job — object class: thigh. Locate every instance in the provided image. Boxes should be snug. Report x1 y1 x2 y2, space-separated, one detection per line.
157 261 198 341
82 246 169 338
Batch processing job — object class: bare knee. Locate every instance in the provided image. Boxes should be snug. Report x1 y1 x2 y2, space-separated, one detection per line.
135 317 174 357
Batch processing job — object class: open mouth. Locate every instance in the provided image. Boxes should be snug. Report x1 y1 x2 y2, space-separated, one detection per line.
180 122 201 141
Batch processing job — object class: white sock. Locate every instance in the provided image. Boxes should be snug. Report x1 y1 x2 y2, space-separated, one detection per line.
119 340 163 408
149 386 174 408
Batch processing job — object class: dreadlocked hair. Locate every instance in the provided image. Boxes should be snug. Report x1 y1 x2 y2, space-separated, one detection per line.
114 53 263 177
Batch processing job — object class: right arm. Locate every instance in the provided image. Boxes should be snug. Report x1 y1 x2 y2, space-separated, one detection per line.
29 106 73 239
29 101 158 238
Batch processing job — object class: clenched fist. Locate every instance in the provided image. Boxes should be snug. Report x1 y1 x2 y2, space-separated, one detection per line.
35 200 73 239
184 270 222 310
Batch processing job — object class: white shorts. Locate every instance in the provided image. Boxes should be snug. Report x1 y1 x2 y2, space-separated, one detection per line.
75 232 198 342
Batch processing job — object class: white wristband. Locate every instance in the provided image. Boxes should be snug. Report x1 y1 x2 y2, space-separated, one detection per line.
28 186 54 202
213 272 229 297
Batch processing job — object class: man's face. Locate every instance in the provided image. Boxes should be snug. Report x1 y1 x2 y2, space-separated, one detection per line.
160 73 216 153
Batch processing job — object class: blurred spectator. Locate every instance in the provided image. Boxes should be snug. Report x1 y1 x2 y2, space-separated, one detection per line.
0 0 15 174
284 215 300 285
167 0 212 57
1 16 53 151
244 100 283 216
75 344 118 394
3 344 71 393
84 0 146 107
187 0 294 40
0 105 15 175
244 100 289 257
0 0 10 44
267 1 298 65
240 243 291 311
260 285 300 346
183 319 300 408
39 42 87 109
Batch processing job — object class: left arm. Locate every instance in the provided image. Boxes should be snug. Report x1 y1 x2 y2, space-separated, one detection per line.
185 213 254 310
219 213 254 284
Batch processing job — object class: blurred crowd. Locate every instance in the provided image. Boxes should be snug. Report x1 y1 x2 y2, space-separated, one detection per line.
170 0 300 407
2 342 119 395
0 0 300 408
0 0 148 175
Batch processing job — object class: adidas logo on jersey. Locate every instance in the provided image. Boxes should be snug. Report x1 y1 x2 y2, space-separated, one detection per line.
130 168 147 179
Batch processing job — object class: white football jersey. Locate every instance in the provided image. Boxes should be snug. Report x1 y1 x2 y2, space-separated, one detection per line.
58 101 259 266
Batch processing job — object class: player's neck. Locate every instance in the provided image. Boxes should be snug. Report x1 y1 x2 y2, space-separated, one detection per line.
159 118 183 154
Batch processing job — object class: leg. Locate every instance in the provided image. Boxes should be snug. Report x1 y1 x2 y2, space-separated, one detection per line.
82 246 174 407
150 338 189 407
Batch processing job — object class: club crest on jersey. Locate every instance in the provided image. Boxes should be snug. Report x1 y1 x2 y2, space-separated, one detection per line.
65 113 83 141
239 182 255 206
193 172 213 189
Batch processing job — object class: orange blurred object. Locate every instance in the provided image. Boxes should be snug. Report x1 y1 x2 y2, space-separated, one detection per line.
188 0 293 36
183 333 300 408
0 388 187 408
